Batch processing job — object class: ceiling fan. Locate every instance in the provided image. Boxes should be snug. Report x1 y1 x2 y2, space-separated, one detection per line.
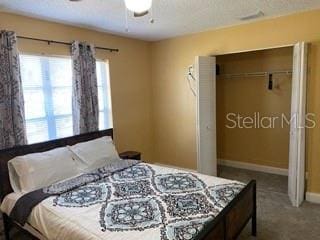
69 0 154 32
124 0 152 17
70 0 152 17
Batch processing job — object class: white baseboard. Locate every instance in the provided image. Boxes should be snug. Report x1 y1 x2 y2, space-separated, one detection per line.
153 162 197 173
306 192 320 204
154 160 288 176
218 159 288 176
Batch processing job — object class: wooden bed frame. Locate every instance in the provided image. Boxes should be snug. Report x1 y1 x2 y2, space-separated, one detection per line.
0 129 256 240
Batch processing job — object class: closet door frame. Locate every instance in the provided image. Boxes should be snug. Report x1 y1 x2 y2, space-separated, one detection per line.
195 56 217 176
288 42 308 207
196 42 307 207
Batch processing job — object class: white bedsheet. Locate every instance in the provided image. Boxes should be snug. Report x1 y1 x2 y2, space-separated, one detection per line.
1 163 243 240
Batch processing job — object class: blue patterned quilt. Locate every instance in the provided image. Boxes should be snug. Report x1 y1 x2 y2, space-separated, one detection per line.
10 161 245 240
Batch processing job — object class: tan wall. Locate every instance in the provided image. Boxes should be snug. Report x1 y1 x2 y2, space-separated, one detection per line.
0 12 153 161
151 9 320 193
217 47 293 169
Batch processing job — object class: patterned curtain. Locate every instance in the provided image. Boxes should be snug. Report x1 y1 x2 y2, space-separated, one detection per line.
71 41 99 134
0 31 27 149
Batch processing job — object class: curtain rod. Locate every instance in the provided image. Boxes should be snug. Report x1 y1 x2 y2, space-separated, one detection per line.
218 70 292 78
17 36 119 53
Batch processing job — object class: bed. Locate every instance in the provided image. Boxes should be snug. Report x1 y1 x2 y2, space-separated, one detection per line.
0 129 256 240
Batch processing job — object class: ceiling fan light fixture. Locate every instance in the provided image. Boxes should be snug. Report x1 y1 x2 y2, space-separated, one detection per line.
124 0 152 14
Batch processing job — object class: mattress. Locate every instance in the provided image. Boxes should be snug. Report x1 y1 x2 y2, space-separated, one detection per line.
1 163 244 240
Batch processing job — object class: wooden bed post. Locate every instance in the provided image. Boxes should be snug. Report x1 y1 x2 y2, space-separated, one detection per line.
252 181 257 237
3 213 11 240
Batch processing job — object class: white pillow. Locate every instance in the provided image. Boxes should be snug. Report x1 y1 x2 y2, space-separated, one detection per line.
8 147 79 193
68 136 120 173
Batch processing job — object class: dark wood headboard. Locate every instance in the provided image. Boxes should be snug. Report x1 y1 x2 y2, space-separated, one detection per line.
0 129 113 201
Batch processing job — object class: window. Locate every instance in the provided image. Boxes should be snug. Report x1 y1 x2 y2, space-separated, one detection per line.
20 55 113 144
96 61 113 131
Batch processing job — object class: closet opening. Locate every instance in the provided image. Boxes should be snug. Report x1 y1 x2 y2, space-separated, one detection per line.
195 43 307 206
216 46 294 200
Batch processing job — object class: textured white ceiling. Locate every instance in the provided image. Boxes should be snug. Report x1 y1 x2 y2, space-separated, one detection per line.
0 0 320 41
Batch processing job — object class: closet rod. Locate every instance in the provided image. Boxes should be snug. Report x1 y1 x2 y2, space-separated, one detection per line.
17 36 119 53
218 70 292 78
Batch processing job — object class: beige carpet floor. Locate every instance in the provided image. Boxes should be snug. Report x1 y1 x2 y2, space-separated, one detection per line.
218 166 320 240
1 166 320 239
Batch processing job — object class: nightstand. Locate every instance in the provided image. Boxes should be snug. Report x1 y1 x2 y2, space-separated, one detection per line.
119 151 141 160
